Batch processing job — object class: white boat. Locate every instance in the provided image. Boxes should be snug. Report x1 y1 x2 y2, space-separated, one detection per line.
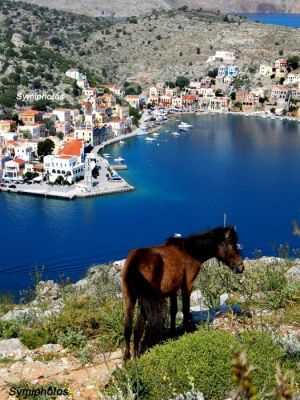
145 137 156 142
114 157 125 162
178 122 193 131
171 131 180 136
119 140 125 144
103 153 111 158
152 133 160 137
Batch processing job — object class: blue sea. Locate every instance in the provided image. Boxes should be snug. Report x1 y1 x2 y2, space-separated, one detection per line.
1 114 300 296
241 13 300 28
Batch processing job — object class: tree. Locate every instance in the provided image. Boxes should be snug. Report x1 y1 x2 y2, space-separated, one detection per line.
230 92 236 101
287 55 300 70
207 68 218 78
165 81 175 88
175 76 190 88
37 138 55 160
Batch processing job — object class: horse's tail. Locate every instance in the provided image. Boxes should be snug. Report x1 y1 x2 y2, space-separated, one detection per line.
123 248 168 337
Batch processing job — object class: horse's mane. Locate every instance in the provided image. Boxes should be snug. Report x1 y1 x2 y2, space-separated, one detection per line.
165 226 238 252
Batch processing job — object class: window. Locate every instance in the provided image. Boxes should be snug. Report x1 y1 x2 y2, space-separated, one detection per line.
52 169 56 173
57 170 61 174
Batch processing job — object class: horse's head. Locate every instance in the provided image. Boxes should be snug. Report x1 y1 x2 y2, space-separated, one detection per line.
217 227 244 274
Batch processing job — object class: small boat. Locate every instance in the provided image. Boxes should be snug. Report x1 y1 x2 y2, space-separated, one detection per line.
171 131 180 136
178 122 193 131
103 153 111 158
137 129 147 136
119 140 125 144
152 133 160 137
145 137 156 142
114 157 125 162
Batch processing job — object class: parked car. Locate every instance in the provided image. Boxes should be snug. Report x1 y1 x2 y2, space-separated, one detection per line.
8 184 16 189
0 183 7 188
26 181 33 185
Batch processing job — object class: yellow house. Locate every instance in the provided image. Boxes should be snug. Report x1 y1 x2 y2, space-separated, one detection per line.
114 105 129 119
275 68 288 79
0 119 17 132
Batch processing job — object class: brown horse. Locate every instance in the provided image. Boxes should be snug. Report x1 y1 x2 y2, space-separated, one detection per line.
122 226 244 360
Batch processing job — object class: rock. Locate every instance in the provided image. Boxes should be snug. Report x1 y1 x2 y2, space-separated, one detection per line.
285 265 300 283
36 280 60 300
1 308 32 321
0 339 28 357
220 293 229 305
190 289 205 309
11 33 25 47
40 344 64 353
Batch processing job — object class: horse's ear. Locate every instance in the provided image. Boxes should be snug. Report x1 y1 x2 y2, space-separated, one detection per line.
224 228 231 239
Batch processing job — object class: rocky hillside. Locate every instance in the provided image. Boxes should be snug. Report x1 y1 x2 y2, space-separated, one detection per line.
68 8 300 86
10 0 300 17
0 257 299 399
0 0 111 114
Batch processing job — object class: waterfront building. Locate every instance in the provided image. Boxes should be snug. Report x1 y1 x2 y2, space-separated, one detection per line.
160 95 172 107
59 139 84 163
270 86 291 101
182 94 197 109
3 158 25 181
74 125 109 146
172 97 183 108
43 155 85 184
147 96 159 106
125 95 141 109
109 118 132 137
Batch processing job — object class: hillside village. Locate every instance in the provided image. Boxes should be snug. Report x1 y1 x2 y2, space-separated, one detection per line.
0 48 299 192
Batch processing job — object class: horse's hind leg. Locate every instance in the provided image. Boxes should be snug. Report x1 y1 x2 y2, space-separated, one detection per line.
124 289 136 360
170 293 177 336
134 305 145 357
182 279 194 332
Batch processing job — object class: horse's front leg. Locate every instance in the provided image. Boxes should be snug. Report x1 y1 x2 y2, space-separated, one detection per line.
170 293 177 336
123 291 136 361
181 280 194 332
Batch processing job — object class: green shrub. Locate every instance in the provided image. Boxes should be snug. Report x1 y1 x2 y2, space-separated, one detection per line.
57 327 87 350
107 330 300 400
19 327 52 349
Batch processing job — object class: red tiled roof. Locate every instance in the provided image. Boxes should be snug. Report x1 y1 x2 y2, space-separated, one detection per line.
13 158 25 165
182 95 197 101
20 109 40 116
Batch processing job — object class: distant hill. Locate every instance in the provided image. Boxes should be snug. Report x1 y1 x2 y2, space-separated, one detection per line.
10 0 300 17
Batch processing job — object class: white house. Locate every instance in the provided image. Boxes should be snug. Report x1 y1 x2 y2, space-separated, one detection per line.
125 95 140 109
172 97 183 108
3 158 25 181
18 124 45 139
271 86 291 101
207 51 235 64
44 155 85 184
53 108 71 123
109 118 132 137
65 68 86 81
259 64 273 76
285 73 300 85
14 143 33 162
